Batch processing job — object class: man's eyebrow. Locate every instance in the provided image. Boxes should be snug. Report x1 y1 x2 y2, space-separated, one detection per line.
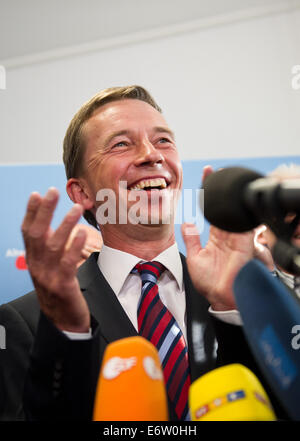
153 126 175 140
103 130 130 147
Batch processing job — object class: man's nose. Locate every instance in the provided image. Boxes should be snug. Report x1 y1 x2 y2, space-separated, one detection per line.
134 139 164 167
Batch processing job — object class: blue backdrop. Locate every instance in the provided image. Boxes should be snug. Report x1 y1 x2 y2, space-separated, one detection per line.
1 155 299 304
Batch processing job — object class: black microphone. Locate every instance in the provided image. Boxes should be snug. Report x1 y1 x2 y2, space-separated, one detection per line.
202 167 300 233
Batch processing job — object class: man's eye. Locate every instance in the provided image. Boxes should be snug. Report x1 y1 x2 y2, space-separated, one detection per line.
158 137 171 144
113 141 127 148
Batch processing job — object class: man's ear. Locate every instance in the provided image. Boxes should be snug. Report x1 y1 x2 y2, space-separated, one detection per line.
255 225 268 246
66 178 94 211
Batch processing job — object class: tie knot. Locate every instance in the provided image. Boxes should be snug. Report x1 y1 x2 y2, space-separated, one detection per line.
132 261 165 283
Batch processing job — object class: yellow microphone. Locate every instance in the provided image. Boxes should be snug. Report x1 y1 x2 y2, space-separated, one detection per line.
93 336 168 421
189 364 276 421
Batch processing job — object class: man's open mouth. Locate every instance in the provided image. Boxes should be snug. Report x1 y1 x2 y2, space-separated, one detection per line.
128 177 169 191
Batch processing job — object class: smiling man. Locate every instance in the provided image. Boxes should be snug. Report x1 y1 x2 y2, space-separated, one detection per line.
66 96 182 258
0 86 273 421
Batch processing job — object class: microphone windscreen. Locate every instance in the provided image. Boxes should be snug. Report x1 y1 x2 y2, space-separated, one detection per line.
189 363 275 421
93 336 168 421
234 259 300 420
202 167 263 232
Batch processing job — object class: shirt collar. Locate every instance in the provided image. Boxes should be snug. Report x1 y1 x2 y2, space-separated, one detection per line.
275 266 296 289
98 242 183 296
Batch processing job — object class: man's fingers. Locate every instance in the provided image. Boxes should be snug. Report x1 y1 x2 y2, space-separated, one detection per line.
21 192 42 236
45 204 84 261
59 227 87 278
28 188 59 239
181 223 202 258
201 165 213 184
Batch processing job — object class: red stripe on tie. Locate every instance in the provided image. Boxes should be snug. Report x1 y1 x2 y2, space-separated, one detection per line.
141 299 165 338
168 351 188 400
137 285 158 329
175 375 191 420
150 311 173 347
163 339 184 383
140 263 162 278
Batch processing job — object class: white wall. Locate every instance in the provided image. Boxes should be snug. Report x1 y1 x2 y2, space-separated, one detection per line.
0 4 299 164
0 0 289 59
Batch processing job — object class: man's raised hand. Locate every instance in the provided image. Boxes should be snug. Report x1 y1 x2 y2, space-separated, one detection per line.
21 188 90 332
181 223 255 310
181 165 256 311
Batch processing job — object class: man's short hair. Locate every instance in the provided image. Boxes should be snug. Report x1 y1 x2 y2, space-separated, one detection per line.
63 85 162 228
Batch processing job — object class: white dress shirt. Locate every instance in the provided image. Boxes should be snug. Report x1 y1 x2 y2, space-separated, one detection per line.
98 243 188 340
64 243 241 340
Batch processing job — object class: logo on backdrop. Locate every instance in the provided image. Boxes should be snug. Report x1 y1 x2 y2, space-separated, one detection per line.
5 248 28 270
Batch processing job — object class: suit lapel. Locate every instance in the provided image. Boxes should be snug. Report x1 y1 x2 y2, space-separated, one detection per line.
180 253 217 382
77 252 137 343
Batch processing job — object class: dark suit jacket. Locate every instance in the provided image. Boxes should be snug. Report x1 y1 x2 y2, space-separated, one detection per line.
0 252 271 421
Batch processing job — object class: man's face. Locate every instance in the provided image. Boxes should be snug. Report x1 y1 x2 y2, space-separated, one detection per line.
81 99 183 227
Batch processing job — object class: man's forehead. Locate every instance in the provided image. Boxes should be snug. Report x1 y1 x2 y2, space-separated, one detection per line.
85 99 169 133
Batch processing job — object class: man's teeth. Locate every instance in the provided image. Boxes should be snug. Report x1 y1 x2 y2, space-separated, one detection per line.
129 178 167 190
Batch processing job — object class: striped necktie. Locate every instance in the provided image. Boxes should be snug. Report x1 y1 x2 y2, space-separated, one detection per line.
131 261 191 421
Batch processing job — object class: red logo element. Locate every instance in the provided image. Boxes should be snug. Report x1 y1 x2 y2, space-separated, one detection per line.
15 255 28 270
